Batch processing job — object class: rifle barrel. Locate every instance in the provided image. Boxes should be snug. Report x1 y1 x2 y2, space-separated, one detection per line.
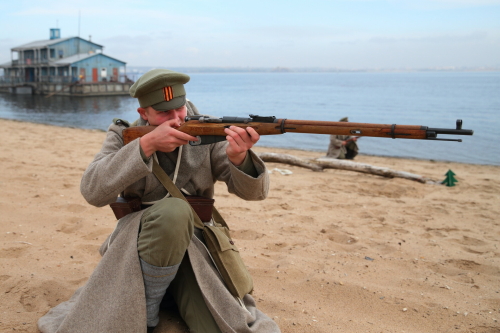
282 120 427 139
425 127 474 136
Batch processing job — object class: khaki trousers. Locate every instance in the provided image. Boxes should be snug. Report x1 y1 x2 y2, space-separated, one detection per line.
138 197 221 333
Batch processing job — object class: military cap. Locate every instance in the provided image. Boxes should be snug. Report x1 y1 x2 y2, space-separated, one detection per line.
129 69 190 111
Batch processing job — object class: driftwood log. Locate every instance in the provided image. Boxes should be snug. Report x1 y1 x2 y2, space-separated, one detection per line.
258 152 439 184
257 152 324 172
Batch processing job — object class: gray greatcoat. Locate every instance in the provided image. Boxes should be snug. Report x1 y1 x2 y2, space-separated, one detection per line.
326 134 359 159
37 101 280 333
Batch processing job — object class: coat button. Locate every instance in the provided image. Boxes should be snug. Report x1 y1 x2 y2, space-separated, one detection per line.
229 240 234 245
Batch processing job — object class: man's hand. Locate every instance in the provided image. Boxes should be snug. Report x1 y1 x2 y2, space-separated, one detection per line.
224 126 260 166
342 137 358 146
139 118 198 156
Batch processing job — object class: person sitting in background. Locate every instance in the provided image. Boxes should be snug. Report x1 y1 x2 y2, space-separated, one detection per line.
326 117 359 159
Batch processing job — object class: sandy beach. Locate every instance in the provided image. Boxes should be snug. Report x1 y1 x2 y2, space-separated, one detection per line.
0 118 499 333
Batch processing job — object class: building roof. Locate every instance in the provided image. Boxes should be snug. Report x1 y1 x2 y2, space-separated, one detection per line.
11 37 103 51
53 52 126 66
52 52 95 64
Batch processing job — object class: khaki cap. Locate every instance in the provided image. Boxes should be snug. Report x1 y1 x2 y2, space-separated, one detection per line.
129 69 190 111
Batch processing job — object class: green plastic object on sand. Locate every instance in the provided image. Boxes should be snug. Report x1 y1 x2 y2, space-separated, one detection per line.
442 169 458 187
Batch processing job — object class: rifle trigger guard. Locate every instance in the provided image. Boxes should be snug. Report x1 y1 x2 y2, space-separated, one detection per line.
188 135 227 146
189 136 202 146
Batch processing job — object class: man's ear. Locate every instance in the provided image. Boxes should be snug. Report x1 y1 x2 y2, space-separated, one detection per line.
137 107 148 121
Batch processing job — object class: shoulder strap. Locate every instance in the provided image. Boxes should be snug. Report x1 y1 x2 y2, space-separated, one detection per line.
152 159 228 229
152 160 203 229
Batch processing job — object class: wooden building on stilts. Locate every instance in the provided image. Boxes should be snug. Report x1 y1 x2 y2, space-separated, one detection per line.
0 28 133 96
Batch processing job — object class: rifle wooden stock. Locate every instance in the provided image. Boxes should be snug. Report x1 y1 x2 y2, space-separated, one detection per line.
122 117 473 145
123 126 156 145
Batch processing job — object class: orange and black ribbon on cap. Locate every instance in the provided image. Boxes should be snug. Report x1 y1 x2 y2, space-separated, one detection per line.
163 86 174 101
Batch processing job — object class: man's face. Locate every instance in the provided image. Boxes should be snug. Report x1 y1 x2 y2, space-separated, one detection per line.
138 105 187 127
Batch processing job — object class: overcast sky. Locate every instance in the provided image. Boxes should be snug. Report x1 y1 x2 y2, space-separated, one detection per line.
1 0 499 69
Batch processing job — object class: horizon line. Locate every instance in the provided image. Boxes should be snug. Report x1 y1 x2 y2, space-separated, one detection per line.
125 65 500 73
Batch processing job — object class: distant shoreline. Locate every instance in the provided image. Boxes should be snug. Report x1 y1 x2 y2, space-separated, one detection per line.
126 66 500 74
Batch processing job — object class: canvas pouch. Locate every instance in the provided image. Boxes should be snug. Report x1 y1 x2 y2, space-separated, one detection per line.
202 219 253 299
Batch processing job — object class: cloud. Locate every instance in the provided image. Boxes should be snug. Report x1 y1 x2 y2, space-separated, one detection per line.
368 31 490 44
325 0 500 6
11 1 219 27
246 25 357 40
392 0 500 9
430 0 500 4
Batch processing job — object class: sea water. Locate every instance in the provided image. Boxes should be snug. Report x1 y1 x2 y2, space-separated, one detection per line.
0 71 498 165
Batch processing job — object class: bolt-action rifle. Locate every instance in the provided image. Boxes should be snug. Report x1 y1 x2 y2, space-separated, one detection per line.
122 114 473 146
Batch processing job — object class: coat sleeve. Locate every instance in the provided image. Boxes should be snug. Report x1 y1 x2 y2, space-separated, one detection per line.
209 142 269 201
326 134 346 158
80 123 152 207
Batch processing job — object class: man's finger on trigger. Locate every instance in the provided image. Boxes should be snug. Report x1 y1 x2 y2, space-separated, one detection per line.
176 130 198 142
